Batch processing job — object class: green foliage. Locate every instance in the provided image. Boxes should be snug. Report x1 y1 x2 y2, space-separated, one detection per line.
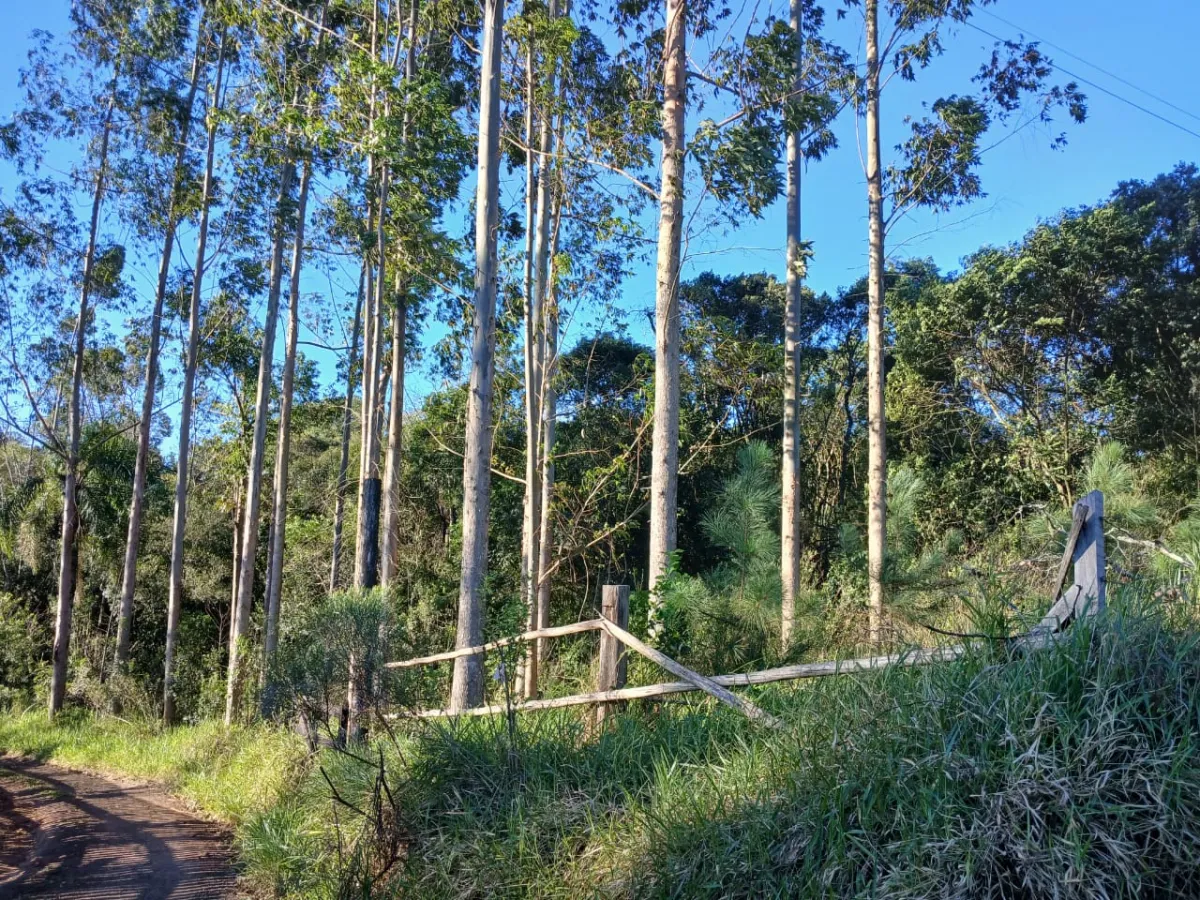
656 442 784 673
270 588 396 732
0 711 305 826
166 590 1200 898
0 593 43 709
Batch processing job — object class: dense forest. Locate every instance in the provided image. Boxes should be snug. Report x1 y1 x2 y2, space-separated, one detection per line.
4 0 1200 896
1 0 1198 720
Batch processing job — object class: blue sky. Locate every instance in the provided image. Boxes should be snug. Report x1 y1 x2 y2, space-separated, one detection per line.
2 0 1198 419
682 0 1200 298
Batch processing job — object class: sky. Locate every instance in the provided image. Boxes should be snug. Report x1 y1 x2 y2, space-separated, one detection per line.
1 0 1198 426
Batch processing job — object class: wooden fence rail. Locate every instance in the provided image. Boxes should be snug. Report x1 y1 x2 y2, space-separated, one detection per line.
385 491 1108 727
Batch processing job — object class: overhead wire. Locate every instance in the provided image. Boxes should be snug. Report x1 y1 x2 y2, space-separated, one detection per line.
963 19 1200 143
979 8 1200 125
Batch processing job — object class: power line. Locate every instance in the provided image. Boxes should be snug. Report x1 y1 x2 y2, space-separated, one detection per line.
980 8 1200 126
964 20 1200 144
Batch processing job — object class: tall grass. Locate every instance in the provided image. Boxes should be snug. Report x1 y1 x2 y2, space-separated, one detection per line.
0 712 306 824
374 587 1200 898
5 585 1200 898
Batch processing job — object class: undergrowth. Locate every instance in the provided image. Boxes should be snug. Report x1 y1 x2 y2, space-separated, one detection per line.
4 586 1200 899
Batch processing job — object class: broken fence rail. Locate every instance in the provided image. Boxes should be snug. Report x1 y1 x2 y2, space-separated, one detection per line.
385 491 1108 727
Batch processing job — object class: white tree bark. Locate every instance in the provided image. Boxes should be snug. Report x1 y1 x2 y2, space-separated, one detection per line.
865 0 887 644
646 0 687 630
164 41 225 725
225 160 296 725
115 12 207 674
521 0 564 697
354 257 378 582
261 153 314 715
519 23 543 699
449 0 505 712
50 89 115 720
534 183 563 675
355 159 389 590
354 4 385 592
380 1 419 589
781 0 804 646
380 287 407 587
330 271 364 591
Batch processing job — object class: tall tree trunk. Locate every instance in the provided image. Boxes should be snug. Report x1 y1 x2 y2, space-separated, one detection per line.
521 0 563 698
449 0 504 713
261 153 313 716
353 0 389 593
380 0 418 590
225 160 296 725
354 163 388 591
835 341 858 514
864 0 887 645
114 12 207 675
354 259 377 581
781 0 804 646
50 89 115 720
229 477 242 649
164 40 225 725
330 272 365 591
534 178 563 675
519 10 543 699
646 0 687 630
379 289 407 587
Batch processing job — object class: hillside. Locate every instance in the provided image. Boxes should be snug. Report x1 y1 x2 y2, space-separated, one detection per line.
3 592 1198 898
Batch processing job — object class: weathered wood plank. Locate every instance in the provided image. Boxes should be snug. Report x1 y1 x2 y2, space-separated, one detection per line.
1075 489 1106 614
595 586 630 726
390 645 970 720
1050 503 1088 604
1031 584 1083 635
385 619 603 669
598 619 783 728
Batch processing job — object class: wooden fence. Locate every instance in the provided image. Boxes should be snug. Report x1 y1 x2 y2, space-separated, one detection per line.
385 490 1108 728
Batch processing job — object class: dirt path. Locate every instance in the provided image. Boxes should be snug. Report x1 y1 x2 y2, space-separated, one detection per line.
0 758 238 899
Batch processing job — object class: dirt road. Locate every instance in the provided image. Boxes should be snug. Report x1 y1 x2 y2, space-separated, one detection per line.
0 758 237 899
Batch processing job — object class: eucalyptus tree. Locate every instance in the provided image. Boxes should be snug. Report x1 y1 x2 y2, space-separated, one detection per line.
342 0 423 593
851 0 1085 643
7 0 155 718
378 0 472 589
164 31 228 724
492 0 652 695
514 0 573 697
607 0 847 633
778 0 851 644
114 1 211 677
450 0 505 712
329 272 363 590
225 164 293 723
646 0 686 606
379 0 421 591
226 1 328 724
262 7 335 713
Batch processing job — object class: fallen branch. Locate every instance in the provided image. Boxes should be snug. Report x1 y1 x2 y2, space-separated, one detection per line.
1111 532 1195 569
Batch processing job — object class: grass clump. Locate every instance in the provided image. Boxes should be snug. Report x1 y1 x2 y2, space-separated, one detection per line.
5 588 1200 899
373 591 1200 898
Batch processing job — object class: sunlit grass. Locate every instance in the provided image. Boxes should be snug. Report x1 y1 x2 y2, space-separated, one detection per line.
4 583 1200 898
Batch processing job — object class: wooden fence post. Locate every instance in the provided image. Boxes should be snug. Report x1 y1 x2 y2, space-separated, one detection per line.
1074 489 1106 614
595 585 630 726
